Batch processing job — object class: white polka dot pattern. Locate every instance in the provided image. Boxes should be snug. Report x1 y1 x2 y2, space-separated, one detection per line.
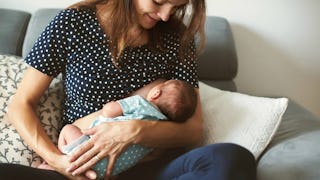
25 8 198 125
94 144 153 178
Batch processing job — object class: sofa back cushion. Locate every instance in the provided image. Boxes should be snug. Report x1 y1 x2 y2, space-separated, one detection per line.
198 16 238 81
0 8 31 56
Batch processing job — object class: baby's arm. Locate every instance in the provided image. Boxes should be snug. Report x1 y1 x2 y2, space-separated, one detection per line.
72 79 164 129
58 124 83 150
72 101 123 129
101 101 123 118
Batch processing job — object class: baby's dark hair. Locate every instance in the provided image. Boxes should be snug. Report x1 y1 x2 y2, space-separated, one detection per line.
156 80 197 123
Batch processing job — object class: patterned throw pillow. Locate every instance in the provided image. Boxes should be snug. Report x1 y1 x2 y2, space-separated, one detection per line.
0 54 64 166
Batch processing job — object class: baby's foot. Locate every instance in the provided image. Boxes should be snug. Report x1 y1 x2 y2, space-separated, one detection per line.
37 162 55 171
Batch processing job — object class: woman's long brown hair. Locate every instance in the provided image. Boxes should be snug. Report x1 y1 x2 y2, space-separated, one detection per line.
68 0 206 64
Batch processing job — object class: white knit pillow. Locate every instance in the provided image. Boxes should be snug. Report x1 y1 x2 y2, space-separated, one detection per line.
199 81 288 159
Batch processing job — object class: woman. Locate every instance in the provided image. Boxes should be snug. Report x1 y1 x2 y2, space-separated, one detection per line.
1 0 256 179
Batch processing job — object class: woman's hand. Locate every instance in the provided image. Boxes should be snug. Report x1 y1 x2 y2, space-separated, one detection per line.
66 120 141 178
49 154 95 180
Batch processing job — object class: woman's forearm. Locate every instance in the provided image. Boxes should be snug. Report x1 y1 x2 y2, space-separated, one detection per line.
6 67 63 165
8 100 91 179
7 100 62 165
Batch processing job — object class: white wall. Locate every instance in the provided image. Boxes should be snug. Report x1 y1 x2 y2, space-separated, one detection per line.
1 0 319 117
207 0 320 117
0 0 78 13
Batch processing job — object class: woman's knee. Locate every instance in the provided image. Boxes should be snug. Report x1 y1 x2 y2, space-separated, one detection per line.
195 143 256 166
190 143 248 156
158 143 257 180
188 143 257 179
208 143 254 158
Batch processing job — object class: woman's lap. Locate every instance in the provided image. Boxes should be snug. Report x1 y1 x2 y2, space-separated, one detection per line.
0 143 256 180
0 163 67 180
156 143 256 180
118 143 256 180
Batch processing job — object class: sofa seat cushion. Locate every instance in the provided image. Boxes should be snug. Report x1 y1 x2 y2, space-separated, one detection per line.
0 54 63 166
258 100 320 180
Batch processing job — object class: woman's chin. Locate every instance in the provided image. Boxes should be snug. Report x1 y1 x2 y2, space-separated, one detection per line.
141 22 157 30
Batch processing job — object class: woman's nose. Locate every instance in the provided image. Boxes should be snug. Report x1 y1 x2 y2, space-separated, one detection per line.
157 6 172 22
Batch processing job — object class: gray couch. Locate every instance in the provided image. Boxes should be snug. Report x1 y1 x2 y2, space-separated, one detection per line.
1 8 320 180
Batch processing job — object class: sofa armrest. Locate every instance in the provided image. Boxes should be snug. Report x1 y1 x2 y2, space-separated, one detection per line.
257 100 320 180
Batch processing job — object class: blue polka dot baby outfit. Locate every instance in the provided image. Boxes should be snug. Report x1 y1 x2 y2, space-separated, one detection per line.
61 95 167 179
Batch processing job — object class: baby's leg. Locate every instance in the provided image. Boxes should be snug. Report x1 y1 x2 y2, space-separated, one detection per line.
58 124 83 150
37 124 84 171
59 124 97 179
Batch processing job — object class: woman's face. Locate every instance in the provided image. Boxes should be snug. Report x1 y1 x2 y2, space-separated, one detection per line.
133 0 188 29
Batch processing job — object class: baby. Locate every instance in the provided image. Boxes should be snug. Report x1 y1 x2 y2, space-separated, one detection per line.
39 79 197 179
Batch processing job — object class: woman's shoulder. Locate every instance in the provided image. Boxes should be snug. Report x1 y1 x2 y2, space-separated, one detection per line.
53 8 96 22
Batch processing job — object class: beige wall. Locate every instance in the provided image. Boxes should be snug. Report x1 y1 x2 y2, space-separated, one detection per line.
1 0 319 117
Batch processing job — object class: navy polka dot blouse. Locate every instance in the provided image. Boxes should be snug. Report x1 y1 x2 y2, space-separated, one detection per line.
25 8 198 125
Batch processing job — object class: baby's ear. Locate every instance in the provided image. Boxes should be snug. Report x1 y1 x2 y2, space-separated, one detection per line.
151 89 162 100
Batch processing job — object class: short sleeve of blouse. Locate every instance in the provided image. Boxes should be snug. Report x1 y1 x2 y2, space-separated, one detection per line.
171 40 199 88
25 10 72 77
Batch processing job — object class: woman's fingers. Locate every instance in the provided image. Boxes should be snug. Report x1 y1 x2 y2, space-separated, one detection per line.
67 122 139 178
105 140 130 179
68 127 98 163
68 140 94 162
68 144 101 175
69 138 113 175
71 152 101 176
105 153 117 179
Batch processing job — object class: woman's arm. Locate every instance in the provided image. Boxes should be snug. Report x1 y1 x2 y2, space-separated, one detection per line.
135 88 203 147
7 67 59 161
72 101 123 129
7 67 87 179
67 88 202 177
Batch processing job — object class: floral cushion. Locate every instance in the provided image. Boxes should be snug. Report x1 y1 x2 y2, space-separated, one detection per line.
0 54 64 166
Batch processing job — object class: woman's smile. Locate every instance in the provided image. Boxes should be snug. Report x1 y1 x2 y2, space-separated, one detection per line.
144 13 159 27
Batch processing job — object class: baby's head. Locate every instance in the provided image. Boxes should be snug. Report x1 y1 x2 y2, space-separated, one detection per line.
147 80 197 122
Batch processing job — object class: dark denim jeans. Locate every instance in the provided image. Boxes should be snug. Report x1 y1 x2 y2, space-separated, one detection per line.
0 143 256 180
